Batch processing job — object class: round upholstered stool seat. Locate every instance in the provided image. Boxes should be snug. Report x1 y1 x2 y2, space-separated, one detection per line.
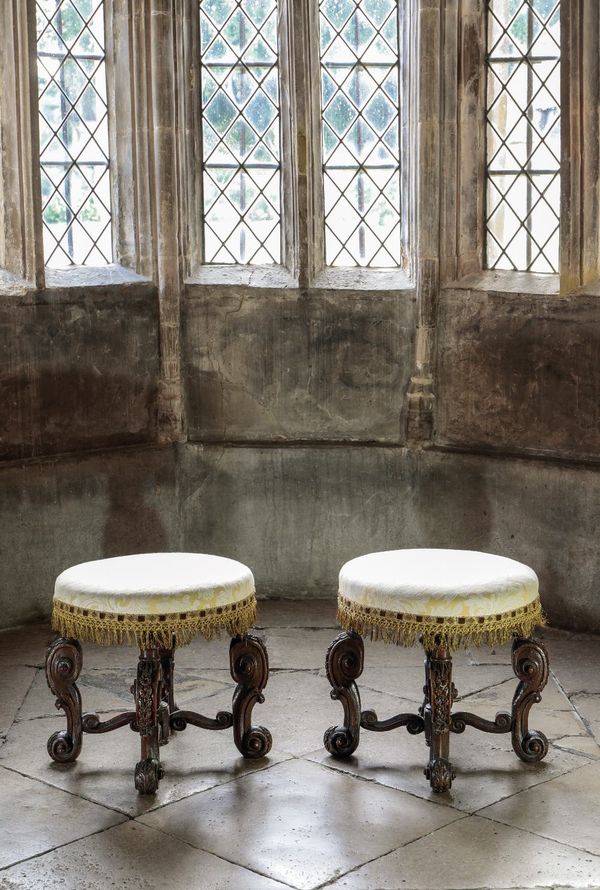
337 548 544 649
46 552 271 795
52 552 257 648
325 547 549 793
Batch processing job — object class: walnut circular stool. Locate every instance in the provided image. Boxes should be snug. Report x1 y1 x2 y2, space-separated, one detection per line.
323 549 549 793
45 553 272 794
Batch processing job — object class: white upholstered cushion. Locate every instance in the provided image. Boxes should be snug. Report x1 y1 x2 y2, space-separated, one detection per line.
339 549 539 618
54 552 255 616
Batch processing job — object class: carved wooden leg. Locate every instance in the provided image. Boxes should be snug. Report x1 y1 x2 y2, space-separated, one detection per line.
46 638 83 763
511 635 549 762
230 634 272 759
158 640 178 745
423 643 456 792
324 631 364 758
133 648 163 793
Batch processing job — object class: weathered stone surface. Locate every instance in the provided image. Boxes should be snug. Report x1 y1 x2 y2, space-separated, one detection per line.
180 444 600 632
184 284 415 443
0 446 177 627
435 286 600 460
0 284 159 459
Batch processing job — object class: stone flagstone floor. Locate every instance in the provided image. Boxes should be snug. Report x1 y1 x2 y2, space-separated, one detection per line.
1 600 600 889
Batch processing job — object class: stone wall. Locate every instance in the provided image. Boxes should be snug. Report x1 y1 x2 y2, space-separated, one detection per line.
1 2 599 633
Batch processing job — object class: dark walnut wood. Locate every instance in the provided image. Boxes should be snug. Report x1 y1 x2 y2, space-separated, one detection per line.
324 631 364 757
323 631 549 792
45 637 83 763
230 634 272 759
133 649 163 794
511 636 549 762
45 631 273 795
423 644 457 793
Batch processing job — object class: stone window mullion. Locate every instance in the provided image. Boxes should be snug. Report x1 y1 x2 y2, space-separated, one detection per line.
0 0 45 287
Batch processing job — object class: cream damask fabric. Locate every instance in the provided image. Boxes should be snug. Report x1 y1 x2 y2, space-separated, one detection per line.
337 549 544 649
52 553 257 648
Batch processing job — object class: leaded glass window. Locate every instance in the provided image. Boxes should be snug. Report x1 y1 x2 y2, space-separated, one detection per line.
199 0 281 265
486 0 560 273
36 0 112 268
318 0 401 268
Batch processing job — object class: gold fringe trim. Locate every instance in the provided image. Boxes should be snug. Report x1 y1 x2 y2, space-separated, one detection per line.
52 594 257 648
337 595 545 650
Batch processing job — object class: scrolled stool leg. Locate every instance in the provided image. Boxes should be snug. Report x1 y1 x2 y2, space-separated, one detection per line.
133 648 163 794
423 644 456 793
159 640 178 744
324 631 364 758
45 637 83 763
230 634 272 759
511 635 549 763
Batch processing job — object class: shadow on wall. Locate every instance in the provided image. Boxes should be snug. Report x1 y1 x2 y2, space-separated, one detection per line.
102 473 168 557
412 452 494 554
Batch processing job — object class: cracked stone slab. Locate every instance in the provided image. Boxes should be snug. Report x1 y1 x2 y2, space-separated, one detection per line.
0 713 286 818
0 820 289 890
552 734 600 758
18 665 231 721
0 666 36 738
460 678 589 742
0 766 125 870
308 688 587 813
459 675 572 711
139 758 462 890
545 638 600 695
342 662 516 705
571 693 600 742
265 628 471 670
180 668 340 758
325 814 600 889
0 623 56 667
479 760 600 856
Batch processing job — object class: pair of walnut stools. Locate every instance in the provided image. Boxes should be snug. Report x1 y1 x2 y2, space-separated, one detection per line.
46 550 549 795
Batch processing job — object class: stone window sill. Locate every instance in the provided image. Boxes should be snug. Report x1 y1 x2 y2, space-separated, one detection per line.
187 264 414 293
43 264 151 291
187 265 298 290
311 267 413 292
0 264 154 304
447 269 560 296
0 269 35 297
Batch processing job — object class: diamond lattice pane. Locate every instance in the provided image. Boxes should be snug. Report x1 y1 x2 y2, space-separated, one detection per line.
37 0 112 268
200 0 281 264
486 0 560 273
319 0 401 267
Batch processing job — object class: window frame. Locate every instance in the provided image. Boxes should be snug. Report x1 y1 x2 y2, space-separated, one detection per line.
0 0 44 289
183 0 416 289
0 0 157 291
441 0 600 296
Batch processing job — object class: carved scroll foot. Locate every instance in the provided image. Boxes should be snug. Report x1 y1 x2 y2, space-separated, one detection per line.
45 638 83 763
324 632 364 759
134 757 161 794
423 644 456 793
425 758 455 793
133 648 163 793
511 636 549 763
230 634 272 759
